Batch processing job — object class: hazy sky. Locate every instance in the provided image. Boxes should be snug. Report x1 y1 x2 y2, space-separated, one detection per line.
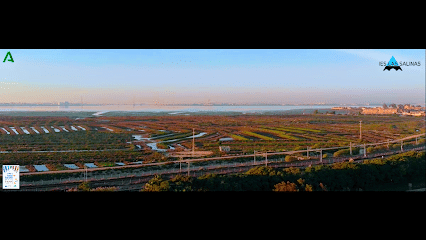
0 49 424 105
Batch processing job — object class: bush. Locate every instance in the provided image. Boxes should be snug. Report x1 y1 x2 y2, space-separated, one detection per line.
142 175 170 192
245 166 275 176
77 181 91 191
284 167 301 175
285 155 297 162
366 147 375 153
333 149 350 157
273 181 298 191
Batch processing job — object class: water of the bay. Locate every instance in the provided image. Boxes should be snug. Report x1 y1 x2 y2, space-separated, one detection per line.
0 104 379 113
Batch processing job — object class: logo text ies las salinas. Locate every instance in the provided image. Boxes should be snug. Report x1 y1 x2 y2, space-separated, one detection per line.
379 56 421 71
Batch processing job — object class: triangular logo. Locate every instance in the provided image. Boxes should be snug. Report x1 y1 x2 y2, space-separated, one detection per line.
384 56 402 71
387 56 399 66
3 51 14 63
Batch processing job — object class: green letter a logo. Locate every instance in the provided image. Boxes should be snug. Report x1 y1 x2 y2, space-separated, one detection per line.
3 51 14 62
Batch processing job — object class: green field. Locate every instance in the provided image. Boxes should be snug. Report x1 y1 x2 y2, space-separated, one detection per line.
229 134 249 141
241 131 275 141
257 128 302 140
0 113 424 170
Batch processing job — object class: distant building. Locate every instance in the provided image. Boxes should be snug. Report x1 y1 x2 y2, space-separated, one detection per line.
219 146 230 152
404 105 424 111
401 111 425 117
362 106 425 116
362 107 398 115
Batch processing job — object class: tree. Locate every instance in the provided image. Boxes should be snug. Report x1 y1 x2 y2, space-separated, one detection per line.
313 110 319 114
77 181 91 191
169 174 195 192
142 175 170 192
273 181 298 192
245 166 275 176
389 103 397 108
383 103 388 109
284 167 301 175
305 184 313 191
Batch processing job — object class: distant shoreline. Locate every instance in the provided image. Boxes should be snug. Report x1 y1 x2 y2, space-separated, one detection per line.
0 103 385 107
0 107 356 117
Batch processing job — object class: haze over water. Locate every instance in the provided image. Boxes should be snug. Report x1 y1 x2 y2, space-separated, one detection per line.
0 104 379 113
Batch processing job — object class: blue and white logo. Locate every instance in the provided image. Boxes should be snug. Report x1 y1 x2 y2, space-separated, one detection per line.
383 56 402 71
2 165 19 189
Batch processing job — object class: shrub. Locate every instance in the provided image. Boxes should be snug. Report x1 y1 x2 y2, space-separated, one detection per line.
366 147 375 153
285 155 297 162
273 181 298 192
284 167 301 175
333 149 350 157
142 175 170 192
245 166 275 176
77 181 91 191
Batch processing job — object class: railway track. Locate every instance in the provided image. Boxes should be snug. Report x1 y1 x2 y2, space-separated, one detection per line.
9 145 425 191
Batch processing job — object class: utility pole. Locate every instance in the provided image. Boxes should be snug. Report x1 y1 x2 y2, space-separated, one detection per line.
349 142 352 155
265 152 268 167
253 150 256 165
307 146 310 158
192 128 195 158
359 120 362 140
401 140 403 152
363 143 366 157
319 149 323 163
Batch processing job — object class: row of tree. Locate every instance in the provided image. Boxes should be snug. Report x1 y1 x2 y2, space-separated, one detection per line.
383 103 421 109
142 150 425 191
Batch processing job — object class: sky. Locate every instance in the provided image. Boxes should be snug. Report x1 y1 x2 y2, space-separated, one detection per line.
0 49 424 105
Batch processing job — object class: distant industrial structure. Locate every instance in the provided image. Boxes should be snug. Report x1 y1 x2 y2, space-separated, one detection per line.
361 104 425 116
